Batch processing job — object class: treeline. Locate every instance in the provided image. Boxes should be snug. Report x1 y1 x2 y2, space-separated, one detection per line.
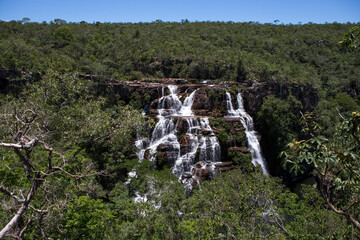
0 20 359 89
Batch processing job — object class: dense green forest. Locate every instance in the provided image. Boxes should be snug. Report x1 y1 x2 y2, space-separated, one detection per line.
0 20 360 239
0 20 359 85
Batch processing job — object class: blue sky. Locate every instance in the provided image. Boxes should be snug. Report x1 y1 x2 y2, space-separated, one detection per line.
0 0 359 24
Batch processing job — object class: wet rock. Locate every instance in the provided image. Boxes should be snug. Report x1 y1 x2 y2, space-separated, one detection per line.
155 143 179 169
191 161 214 181
228 146 250 153
179 134 192 146
176 117 193 135
214 161 234 167
192 87 227 114
182 173 192 179
175 79 188 84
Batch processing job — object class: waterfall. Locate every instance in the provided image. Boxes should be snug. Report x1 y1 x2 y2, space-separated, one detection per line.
226 92 269 175
198 118 221 163
136 85 221 188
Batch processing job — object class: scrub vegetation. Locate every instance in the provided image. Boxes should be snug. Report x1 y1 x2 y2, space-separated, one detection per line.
0 20 359 239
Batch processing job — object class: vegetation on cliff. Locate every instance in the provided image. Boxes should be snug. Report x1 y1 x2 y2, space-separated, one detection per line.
0 20 360 238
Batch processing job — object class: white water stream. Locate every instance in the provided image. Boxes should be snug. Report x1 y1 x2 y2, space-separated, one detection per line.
131 88 268 204
226 92 269 175
134 86 221 191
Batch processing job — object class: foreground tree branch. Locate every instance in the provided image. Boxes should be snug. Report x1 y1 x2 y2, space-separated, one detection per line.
0 109 118 238
0 185 24 203
0 177 39 238
282 112 360 232
0 71 143 238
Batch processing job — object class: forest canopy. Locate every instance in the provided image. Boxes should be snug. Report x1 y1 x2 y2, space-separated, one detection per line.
0 20 360 239
0 20 359 87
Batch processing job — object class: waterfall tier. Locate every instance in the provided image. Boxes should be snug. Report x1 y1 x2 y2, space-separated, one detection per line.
226 92 269 175
136 85 221 189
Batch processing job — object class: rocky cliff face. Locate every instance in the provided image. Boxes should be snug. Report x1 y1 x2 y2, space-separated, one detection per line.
1 69 319 182
91 77 318 118
243 80 318 116
105 78 318 187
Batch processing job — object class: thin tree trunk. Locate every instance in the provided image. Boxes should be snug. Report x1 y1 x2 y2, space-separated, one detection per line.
0 201 29 238
0 179 40 239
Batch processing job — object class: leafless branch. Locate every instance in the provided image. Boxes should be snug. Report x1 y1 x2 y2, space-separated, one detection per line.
0 106 119 238
0 138 38 149
18 217 32 240
0 185 24 203
0 176 41 238
13 149 33 182
346 200 360 212
319 181 360 231
29 205 49 214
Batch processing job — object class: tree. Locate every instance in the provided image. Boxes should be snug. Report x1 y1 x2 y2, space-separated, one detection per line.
256 95 302 174
21 18 30 24
0 71 143 238
281 112 360 232
235 59 247 82
339 26 360 52
62 196 114 239
53 19 67 25
178 168 349 239
53 26 74 48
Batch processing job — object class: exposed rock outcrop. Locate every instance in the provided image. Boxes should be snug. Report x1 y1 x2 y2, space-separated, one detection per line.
243 80 318 115
1 69 319 184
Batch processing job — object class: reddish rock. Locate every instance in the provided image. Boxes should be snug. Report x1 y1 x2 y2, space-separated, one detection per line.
214 161 233 167
228 146 250 153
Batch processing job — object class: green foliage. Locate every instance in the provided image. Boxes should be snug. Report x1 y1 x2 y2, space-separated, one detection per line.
339 25 360 52
216 130 230 148
228 151 253 171
256 95 302 172
1 21 360 239
0 70 143 238
281 112 360 232
235 59 247 82
332 92 360 116
53 26 74 48
108 168 185 239
178 169 350 239
0 21 358 89
285 185 351 239
62 196 114 239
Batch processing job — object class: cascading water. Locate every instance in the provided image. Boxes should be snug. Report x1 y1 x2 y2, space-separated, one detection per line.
136 85 221 189
226 92 269 175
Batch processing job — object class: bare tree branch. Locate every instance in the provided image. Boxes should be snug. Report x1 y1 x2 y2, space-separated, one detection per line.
13 149 33 182
346 200 360 212
0 185 24 203
0 104 124 238
0 138 38 149
0 173 42 238
29 205 49 214
319 182 360 231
